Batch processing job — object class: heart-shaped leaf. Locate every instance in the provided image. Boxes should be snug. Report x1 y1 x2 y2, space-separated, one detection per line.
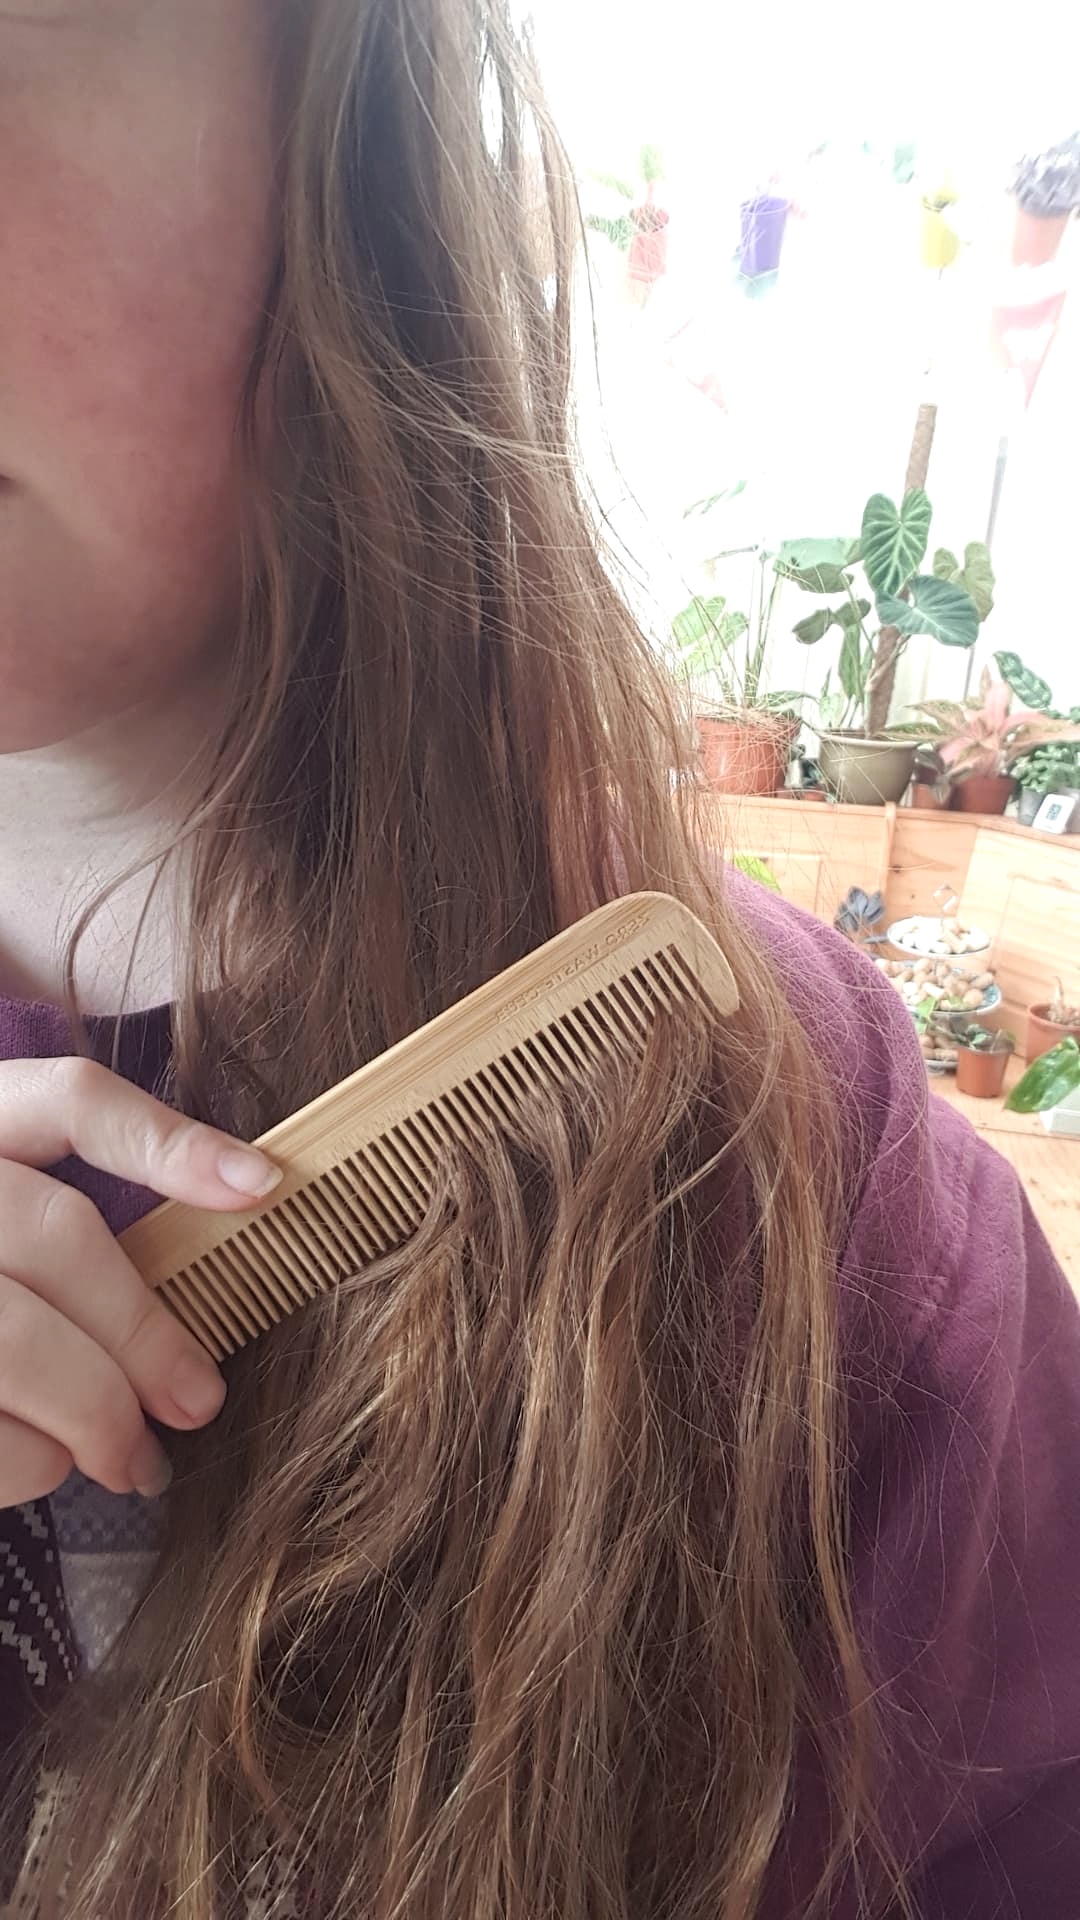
931 542 996 622
876 574 979 649
834 597 871 630
860 490 933 597
776 537 858 595
994 650 1054 712
957 543 995 621
932 546 960 581
793 608 836 644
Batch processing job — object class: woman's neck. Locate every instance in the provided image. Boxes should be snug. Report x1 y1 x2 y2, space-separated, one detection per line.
0 682 215 1013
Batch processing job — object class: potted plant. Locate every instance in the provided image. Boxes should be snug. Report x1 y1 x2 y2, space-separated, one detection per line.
991 651 1080 823
674 572 803 795
1011 132 1080 268
920 180 960 271
584 144 670 296
1007 1036 1080 1135
954 1023 1016 1099
1026 978 1080 1064
783 490 987 805
908 745 951 810
910 658 1080 815
739 187 790 279
1011 742 1080 824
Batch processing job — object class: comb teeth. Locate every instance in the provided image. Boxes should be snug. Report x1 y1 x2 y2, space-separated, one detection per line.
121 898 739 1358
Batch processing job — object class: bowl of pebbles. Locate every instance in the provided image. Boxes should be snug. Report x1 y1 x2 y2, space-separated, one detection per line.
885 912 991 959
875 955 1001 1069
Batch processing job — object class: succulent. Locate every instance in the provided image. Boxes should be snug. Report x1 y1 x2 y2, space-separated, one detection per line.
1013 133 1080 219
1011 741 1080 795
833 887 885 941
956 1024 1015 1054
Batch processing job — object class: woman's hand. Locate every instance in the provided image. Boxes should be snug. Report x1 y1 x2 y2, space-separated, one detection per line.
0 1057 281 1507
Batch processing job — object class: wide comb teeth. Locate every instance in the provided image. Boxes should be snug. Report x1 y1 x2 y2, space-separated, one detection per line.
121 896 738 1359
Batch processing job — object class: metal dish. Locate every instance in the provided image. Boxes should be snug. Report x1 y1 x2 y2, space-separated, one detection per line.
931 985 1002 1033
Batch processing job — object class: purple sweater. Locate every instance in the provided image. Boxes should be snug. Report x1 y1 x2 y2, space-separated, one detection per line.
2 890 1079 1915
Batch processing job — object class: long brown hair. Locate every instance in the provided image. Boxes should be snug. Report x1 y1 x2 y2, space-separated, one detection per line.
34 0 888 1912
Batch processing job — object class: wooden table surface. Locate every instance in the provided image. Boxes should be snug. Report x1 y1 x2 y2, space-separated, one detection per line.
931 1062 1079 1295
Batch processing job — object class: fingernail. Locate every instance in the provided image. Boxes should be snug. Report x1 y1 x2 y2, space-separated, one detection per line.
169 1353 227 1426
129 1430 173 1501
216 1148 283 1199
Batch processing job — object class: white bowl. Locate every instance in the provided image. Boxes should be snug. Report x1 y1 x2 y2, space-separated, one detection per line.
886 914 991 958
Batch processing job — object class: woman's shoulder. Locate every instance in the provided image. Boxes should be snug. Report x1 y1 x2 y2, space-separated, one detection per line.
727 874 1063 1370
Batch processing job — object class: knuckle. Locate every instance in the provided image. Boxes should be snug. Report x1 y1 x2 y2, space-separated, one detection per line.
47 1054 107 1105
37 1177 98 1248
110 1288 168 1372
145 1113 204 1183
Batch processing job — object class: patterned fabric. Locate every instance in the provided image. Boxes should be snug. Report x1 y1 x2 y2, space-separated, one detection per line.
48 1474 162 1672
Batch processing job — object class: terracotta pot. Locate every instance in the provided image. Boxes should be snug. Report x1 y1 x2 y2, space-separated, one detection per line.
817 731 918 807
628 210 670 287
698 716 790 796
1026 1003 1080 1063
908 783 950 810
948 773 1015 816
955 1044 1013 1099
1011 205 1070 269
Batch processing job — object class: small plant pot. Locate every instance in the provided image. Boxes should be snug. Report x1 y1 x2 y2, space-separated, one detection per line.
948 773 1016 816
738 196 789 278
908 782 950 811
920 205 959 270
1016 787 1044 826
628 208 670 288
1026 1003 1080 1063
698 716 791 796
817 732 918 807
955 1044 1012 1099
1011 204 1070 269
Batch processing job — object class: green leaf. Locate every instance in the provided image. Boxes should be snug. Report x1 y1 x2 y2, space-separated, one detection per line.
682 481 748 518
584 213 633 249
834 597 871 630
932 546 960 581
932 542 995 620
757 689 806 711
733 854 781 892
957 543 996 622
1006 1038 1080 1113
587 169 635 200
876 575 980 649
793 608 836 645
786 564 854 594
775 538 857 594
860 490 933 597
994 650 1054 712
838 626 863 701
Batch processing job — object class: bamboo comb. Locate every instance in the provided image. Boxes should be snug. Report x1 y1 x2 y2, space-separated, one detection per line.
120 893 738 1360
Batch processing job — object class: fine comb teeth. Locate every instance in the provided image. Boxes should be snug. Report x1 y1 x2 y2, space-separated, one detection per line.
120 893 738 1360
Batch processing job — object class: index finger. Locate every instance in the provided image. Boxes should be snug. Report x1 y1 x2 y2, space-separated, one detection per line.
0 1057 282 1208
